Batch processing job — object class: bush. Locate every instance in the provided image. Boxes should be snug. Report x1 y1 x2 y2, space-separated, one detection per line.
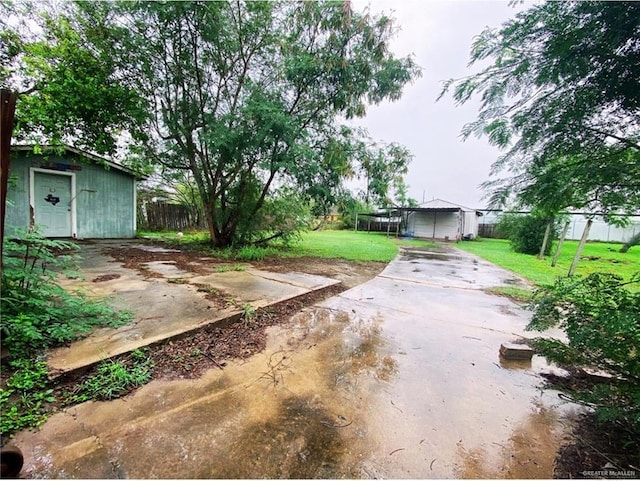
1 229 136 438
527 272 640 432
1 230 133 355
497 214 555 255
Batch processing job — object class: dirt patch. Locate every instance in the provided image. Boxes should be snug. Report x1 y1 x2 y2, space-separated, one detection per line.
554 414 639 478
540 371 640 478
92 274 120 283
104 244 385 290
106 247 211 278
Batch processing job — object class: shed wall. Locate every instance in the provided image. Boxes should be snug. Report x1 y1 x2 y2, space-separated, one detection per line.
462 211 479 237
6 152 136 238
410 211 459 239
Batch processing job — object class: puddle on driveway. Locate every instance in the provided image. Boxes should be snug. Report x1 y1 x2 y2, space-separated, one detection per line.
17 300 576 479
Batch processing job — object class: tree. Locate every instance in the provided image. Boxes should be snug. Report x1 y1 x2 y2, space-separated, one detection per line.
0 1 147 155
57 1 419 248
528 272 640 433
441 1 640 257
358 139 412 207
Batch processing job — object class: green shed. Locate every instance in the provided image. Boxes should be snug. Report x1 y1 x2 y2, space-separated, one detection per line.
6 145 141 239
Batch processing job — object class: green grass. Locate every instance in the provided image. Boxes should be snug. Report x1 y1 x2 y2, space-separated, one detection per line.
138 229 436 263
285 230 436 262
456 238 640 288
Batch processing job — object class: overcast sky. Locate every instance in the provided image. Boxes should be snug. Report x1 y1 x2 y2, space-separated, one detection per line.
351 0 526 209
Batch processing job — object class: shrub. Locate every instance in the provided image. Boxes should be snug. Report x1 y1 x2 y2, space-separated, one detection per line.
497 214 555 255
527 272 640 432
1 230 133 355
1 229 136 437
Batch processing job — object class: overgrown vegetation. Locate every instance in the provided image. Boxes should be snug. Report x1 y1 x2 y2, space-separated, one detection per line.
497 214 556 256
527 272 640 434
70 350 154 403
0 230 136 438
1 232 132 354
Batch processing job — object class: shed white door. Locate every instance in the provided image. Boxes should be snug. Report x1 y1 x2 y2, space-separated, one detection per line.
34 172 72 237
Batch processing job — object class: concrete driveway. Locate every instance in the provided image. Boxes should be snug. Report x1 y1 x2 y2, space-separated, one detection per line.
14 245 575 478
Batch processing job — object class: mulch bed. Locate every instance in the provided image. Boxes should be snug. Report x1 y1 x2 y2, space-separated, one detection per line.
46 283 346 408
150 283 345 380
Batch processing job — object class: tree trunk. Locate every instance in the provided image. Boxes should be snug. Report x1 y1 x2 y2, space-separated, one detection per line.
568 218 593 277
620 231 640 253
551 220 570 267
538 220 553 259
1 89 17 275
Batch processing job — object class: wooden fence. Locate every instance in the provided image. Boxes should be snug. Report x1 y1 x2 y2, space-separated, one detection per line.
478 223 503 238
138 203 202 231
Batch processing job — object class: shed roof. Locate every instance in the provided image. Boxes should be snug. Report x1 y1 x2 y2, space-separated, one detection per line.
11 144 145 179
418 198 477 212
361 198 483 217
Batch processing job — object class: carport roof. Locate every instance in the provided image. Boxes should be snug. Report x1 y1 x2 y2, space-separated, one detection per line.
360 198 483 218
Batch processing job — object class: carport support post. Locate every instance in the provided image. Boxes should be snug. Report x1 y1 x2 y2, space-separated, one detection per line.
386 210 391 237
432 210 437 240
354 212 358 232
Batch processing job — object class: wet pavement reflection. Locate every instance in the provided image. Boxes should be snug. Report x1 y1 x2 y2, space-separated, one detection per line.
14 246 579 478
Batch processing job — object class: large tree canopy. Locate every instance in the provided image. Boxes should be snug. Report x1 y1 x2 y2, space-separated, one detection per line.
4 1 420 247
441 1 640 218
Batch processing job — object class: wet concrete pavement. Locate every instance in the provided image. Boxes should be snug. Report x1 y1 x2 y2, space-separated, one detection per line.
14 245 578 478
48 241 339 375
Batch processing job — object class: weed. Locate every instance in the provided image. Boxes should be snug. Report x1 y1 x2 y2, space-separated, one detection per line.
1 229 134 356
232 263 245 271
241 303 256 326
0 360 55 435
71 352 154 402
216 265 230 273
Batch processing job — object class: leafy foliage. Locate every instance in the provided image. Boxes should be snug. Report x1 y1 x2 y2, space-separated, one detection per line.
0 1 147 155
527 272 640 431
442 1 640 220
497 214 555 256
0 230 136 437
1 230 132 355
0 360 54 435
7 1 420 248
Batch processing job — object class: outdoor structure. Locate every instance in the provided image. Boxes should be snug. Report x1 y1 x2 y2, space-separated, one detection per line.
357 199 482 241
5 145 141 239
404 199 482 240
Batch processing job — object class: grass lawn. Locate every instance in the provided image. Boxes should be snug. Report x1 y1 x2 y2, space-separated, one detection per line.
138 229 436 263
456 238 640 287
285 230 436 262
